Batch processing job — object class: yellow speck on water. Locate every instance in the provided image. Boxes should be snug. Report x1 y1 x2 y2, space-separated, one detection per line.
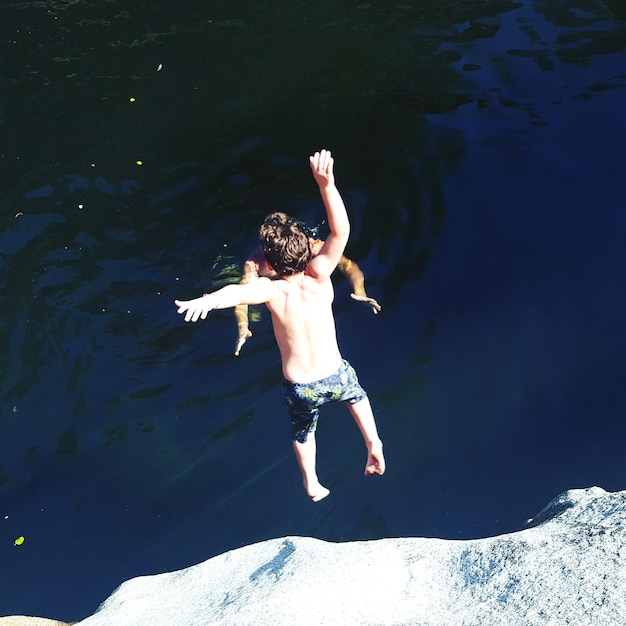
136 160 143 166
129 97 136 102
14 536 25 546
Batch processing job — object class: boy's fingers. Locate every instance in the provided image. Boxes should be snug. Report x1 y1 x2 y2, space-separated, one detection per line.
319 150 332 174
310 150 331 172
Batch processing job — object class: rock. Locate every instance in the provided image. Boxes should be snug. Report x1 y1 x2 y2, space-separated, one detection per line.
72 486 626 626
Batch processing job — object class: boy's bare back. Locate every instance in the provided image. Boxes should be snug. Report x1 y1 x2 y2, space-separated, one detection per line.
264 270 342 383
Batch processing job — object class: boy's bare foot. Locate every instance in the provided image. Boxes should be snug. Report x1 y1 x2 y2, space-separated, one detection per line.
305 480 331 502
365 440 385 476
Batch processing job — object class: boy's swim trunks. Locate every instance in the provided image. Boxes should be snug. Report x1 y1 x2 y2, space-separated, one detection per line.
283 359 367 443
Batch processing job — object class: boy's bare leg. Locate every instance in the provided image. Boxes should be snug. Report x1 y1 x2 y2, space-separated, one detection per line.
292 433 331 502
346 398 386 476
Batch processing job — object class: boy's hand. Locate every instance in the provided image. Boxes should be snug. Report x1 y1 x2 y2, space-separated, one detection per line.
174 296 214 323
309 149 335 188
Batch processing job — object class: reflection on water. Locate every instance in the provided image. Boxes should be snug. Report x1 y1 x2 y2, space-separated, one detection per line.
1 0 626 620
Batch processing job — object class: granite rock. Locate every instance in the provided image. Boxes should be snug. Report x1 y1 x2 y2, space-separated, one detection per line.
71 486 626 626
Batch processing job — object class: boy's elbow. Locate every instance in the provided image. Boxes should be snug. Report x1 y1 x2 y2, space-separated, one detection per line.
339 228 350 244
333 223 350 240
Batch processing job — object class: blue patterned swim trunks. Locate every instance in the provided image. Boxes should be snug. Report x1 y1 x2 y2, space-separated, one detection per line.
283 359 367 443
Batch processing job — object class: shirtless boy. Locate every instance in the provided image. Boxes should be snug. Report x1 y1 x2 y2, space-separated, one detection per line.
174 149 385 502
233 229 381 356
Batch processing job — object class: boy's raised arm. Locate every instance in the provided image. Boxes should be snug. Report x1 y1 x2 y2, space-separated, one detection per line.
307 149 350 280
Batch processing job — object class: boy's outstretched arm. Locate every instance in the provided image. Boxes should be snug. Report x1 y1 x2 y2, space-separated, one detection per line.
175 277 273 323
307 149 350 281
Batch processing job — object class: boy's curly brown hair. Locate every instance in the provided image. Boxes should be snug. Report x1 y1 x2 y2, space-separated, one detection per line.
260 212 312 276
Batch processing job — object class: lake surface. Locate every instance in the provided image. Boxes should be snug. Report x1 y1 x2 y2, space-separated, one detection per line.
1 0 625 620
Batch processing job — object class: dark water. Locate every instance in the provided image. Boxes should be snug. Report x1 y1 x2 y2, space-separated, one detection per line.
1 0 625 620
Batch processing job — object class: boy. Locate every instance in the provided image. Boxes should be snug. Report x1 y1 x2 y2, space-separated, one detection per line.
233 231 382 356
174 149 385 502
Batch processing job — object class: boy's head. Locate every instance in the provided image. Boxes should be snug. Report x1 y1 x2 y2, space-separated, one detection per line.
260 212 311 276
